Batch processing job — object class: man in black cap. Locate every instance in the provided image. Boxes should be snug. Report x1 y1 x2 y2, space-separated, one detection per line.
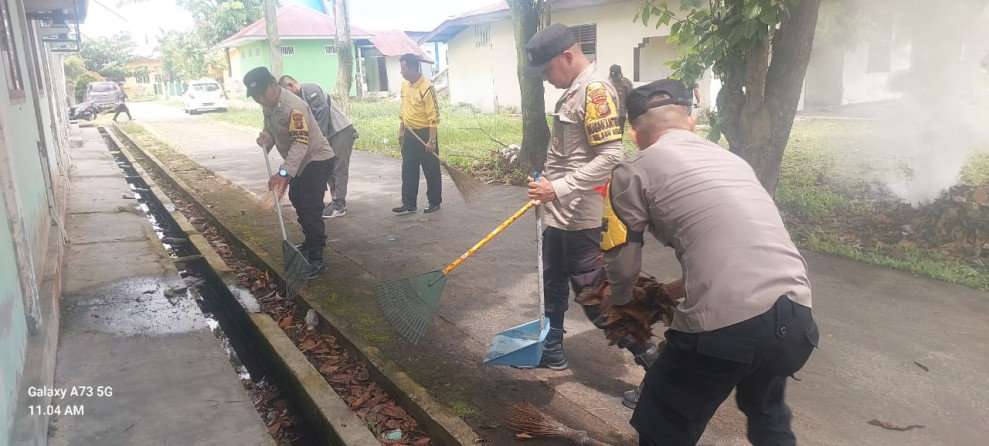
608 64 633 130
603 79 818 445
520 23 661 409
245 66 336 279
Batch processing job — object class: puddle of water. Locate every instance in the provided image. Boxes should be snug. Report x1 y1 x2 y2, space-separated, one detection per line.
66 276 208 336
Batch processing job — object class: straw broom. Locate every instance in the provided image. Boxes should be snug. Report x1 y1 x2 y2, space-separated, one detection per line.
506 402 614 446
403 124 485 203
259 180 288 211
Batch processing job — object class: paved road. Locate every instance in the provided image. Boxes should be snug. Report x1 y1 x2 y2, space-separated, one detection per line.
124 101 989 445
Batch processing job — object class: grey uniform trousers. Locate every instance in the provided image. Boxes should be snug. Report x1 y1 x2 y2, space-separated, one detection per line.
327 125 356 210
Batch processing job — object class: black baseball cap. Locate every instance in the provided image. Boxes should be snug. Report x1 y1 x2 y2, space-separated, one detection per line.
243 66 275 98
524 23 576 78
626 79 694 122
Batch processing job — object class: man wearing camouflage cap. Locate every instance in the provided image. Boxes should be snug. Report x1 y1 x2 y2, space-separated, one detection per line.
245 66 336 279
604 79 818 445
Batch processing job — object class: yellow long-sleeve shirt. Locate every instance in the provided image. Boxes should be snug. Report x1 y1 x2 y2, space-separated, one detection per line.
400 75 439 130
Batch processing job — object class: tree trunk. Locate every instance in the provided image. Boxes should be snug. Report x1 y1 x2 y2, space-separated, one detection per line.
508 0 550 171
331 0 353 113
721 0 821 196
265 0 283 77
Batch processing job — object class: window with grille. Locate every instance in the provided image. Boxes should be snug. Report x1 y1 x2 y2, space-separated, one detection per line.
325 45 336 54
281 46 295 55
569 24 597 61
475 24 490 47
0 0 24 101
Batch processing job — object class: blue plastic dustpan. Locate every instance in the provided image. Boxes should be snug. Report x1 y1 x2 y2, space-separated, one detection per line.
484 173 548 367
483 318 550 366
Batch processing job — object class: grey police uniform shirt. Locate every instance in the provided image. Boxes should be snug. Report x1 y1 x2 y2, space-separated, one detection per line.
298 83 331 137
543 63 625 231
262 87 335 177
604 129 812 333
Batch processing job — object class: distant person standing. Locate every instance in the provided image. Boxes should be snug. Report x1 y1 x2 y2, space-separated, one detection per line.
113 82 132 122
609 64 634 130
279 75 358 218
393 53 442 214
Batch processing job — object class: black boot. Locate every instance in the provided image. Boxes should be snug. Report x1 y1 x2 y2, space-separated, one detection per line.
538 328 569 371
622 342 660 409
304 245 327 280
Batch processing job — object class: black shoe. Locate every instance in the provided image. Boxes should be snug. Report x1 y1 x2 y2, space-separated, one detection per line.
294 242 310 252
392 205 416 214
622 342 660 409
514 327 568 371
622 377 646 409
424 203 441 213
304 260 327 280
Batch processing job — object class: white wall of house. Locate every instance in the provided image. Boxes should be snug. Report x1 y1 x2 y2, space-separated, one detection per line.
445 0 713 113
448 24 497 112
839 39 912 105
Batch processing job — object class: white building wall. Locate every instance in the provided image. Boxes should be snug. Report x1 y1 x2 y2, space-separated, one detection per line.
447 25 497 112
449 0 681 113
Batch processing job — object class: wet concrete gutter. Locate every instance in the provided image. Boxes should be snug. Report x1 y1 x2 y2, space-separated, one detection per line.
105 129 380 446
109 125 479 446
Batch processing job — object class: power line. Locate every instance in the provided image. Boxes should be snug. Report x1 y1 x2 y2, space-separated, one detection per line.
91 0 130 23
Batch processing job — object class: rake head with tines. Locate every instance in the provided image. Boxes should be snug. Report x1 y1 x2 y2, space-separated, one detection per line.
281 240 310 299
374 271 447 345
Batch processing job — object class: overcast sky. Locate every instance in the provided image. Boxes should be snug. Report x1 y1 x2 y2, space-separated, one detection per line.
80 0 498 56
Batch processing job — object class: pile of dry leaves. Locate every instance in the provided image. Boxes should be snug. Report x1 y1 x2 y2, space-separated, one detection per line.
171 191 431 445
258 290 431 445
576 273 682 346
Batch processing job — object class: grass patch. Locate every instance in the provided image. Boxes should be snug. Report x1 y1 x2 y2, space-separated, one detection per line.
799 229 989 291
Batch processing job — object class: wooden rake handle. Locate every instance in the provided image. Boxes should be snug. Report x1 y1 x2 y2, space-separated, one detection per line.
402 122 444 163
441 201 536 276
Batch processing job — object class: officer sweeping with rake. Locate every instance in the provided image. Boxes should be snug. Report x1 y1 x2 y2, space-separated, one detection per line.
245 66 336 279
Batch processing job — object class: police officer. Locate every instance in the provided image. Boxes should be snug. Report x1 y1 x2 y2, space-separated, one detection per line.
521 23 660 408
245 66 336 279
279 75 358 218
603 79 819 445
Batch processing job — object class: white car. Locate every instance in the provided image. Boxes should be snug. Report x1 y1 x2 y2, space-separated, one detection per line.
183 80 228 114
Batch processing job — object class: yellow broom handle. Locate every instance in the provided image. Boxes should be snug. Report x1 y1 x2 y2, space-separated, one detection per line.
442 201 536 275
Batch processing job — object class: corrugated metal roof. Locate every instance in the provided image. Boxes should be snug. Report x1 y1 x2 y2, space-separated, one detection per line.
219 4 375 47
367 29 433 63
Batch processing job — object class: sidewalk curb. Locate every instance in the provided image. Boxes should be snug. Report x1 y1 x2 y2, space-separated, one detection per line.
109 129 378 446
110 124 480 446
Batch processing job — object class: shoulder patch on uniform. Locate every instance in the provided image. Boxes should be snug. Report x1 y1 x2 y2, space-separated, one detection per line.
289 109 309 145
585 82 622 146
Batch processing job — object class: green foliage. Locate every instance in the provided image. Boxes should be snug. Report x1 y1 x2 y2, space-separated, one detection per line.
78 32 137 80
75 72 104 102
159 30 225 82
635 0 797 85
177 0 264 45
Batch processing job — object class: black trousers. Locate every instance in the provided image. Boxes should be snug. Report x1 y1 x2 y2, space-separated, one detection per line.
113 104 131 121
288 158 334 259
542 226 608 324
400 128 442 207
634 297 819 446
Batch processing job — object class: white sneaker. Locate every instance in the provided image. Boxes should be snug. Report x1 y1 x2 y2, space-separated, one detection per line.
322 207 346 218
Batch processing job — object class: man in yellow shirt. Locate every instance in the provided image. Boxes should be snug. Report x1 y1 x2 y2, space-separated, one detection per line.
394 53 442 214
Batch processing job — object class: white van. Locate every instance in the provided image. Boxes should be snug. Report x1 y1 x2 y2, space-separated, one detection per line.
182 80 228 114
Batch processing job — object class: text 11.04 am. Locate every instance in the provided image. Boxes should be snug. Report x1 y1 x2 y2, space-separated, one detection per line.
29 405 84 416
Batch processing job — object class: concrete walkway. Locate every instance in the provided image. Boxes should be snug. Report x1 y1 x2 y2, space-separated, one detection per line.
126 101 989 445
46 127 272 445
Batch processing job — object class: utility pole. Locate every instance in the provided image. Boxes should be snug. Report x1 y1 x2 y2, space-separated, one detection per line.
265 0 283 76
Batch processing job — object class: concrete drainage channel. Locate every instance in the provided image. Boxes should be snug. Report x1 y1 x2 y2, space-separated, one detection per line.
100 126 459 446
99 127 321 445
